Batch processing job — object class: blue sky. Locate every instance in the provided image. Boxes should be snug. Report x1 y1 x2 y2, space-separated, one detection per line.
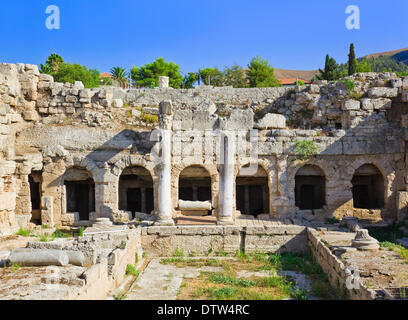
0 0 406 75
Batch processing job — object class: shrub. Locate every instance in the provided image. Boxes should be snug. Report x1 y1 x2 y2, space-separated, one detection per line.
295 140 318 160
342 79 355 92
142 114 158 124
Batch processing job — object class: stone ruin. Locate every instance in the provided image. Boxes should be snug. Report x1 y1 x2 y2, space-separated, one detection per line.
0 62 408 234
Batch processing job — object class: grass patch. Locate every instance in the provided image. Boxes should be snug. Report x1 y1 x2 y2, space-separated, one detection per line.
9 263 21 272
52 229 69 239
125 264 140 277
268 252 342 299
380 242 408 263
16 229 32 237
72 226 85 238
208 274 256 287
167 251 341 300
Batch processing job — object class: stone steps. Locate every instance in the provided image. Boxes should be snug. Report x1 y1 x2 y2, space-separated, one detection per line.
93 218 113 227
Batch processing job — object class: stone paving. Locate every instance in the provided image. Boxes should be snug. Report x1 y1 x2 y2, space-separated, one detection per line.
125 257 315 300
126 258 225 300
174 215 286 227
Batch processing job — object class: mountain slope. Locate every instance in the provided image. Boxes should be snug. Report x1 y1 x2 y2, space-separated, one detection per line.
364 47 408 60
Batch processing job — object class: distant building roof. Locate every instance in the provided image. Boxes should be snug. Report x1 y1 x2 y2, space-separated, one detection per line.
100 72 112 78
278 78 312 86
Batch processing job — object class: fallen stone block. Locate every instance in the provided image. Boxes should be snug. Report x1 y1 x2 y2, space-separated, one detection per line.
65 251 86 267
178 200 212 211
9 249 69 266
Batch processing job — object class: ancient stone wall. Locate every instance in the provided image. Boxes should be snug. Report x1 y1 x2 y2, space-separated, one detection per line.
307 228 377 300
0 62 407 232
24 228 142 300
141 225 308 257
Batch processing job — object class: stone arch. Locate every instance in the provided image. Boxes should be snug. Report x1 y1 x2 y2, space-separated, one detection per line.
172 163 219 215
235 159 273 217
118 165 154 216
111 155 155 179
294 164 326 210
287 159 335 211
62 166 95 221
111 155 157 214
351 163 385 209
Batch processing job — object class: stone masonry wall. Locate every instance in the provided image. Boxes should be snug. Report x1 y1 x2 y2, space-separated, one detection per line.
0 62 408 232
141 225 308 257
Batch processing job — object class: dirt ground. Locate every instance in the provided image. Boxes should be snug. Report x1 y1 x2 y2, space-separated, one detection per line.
0 235 36 251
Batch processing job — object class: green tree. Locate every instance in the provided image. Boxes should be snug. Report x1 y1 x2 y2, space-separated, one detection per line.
110 67 129 88
222 64 247 88
294 79 305 86
355 59 372 73
317 54 341 81
46 53 64 72
53 63 100 88
39 63 53 74
130 57 184 88
182 72 198 88
246 56 281 88
348 43 357 76
199 68 223 86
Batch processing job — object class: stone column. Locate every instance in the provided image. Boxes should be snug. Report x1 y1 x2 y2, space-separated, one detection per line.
141 187 146 213
218 132 235 225
94 167 118 221
193 186 198 201
158 76 169 88
155 101 175 226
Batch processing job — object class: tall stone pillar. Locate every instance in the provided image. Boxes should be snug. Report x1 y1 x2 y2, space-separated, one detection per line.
155 100 175 226
158 76 169 88
94 166 118 220
218 132 235 225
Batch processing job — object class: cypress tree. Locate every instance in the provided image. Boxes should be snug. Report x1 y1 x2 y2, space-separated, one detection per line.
318 54 340 81
348 43 357 75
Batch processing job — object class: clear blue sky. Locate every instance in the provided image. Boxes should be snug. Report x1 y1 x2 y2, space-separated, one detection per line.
0 0 406 75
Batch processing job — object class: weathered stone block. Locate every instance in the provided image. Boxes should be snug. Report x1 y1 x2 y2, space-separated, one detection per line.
22 110 39 121
368 87 398 98
256 113 286 129
361 98 392 110
0 193 16 211
342 99 360 110
112 99 123 108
